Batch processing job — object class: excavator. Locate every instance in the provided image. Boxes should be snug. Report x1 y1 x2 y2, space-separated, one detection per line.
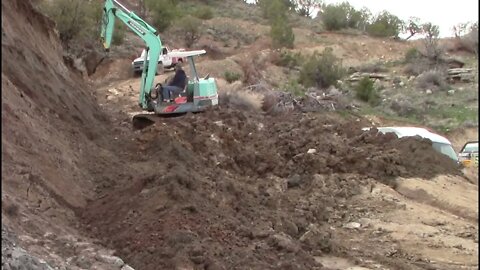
101 0 218 128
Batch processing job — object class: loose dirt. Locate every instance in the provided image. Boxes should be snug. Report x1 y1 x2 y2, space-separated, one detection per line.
2 1 477 270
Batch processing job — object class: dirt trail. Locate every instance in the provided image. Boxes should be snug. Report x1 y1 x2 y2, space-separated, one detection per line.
1 1 477 269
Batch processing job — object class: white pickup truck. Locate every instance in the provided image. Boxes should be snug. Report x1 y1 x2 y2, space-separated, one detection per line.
131 46 186 75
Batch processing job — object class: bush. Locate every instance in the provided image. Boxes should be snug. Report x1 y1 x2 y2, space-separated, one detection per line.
404 47 421 63
176 15 202 48
422 23 443 62
192 6 214 20
268 0 295 49
224 71 241 83
39 0 101 46
367 11 403 38
321 4 349 31
320 3 371 31
273 50 304 68
358 62 388 73
283 79 306 97
403 62 430 76
355 77 379 105
145 0 179 32
298 48 346 89
416 70 448 91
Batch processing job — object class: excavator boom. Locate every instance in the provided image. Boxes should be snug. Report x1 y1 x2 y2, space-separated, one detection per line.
101 0 161 110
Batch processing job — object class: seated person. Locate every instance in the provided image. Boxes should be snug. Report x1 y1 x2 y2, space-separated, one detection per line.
162 63 187 102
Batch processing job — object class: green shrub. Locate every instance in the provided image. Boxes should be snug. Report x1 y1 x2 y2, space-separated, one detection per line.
176 15 202 48
192 6 214 20
145 0 179 32
355 77 379 105
275 50 303 68
268 0 295 49
416 70 448 91
298 48 346 89
224 71 241 83
284 79 306 97
321 4 349 31
320 3 371 31
39 0 101 45
367 11 403 38
404 47 420 63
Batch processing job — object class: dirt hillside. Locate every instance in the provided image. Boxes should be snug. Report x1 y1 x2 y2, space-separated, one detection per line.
1 1 477 270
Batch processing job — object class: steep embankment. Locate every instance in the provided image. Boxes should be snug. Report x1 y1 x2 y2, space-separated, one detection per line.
1 0 126 264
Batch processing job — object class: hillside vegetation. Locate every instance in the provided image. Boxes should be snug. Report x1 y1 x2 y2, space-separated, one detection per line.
36 0 478 133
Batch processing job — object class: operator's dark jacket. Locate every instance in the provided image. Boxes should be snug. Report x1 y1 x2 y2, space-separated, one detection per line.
169 69 187 89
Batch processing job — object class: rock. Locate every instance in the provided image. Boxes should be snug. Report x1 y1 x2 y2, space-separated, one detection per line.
399 81 405 87
425 89 433 94
373 79 383 89
250 228 272 239
74 255 93 269
121 265 135 270
447 89 455 95
287 174 302 188
96 254 124 268
282 220 299 237
270 233 300 253
409 76 415 81
343 222 362 229
190 255 205 264
307 148 317 154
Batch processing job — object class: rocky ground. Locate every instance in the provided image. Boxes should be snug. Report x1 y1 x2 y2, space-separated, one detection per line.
2 1 478 270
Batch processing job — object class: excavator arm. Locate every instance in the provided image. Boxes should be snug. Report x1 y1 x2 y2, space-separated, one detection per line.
101 0 162 109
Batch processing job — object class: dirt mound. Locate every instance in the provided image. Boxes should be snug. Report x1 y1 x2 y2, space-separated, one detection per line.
81 108 460 270
1 1 467 269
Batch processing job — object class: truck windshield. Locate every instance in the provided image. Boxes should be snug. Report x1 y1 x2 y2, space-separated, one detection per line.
461 142 478 153
432 142 458 161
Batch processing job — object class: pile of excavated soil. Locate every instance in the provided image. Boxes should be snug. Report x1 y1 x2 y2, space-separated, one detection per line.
1 1 464 269
81 108 460 270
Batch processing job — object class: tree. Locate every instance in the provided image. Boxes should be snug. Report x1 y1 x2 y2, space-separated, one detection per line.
269 0 295 48
145 0 179 32
291 0 322 17
320 3 349 30
422 22 442 62
176 15 202 48
298 48 345 89
367 11 403 38
404 17 423 40
39 0 103 46
257 0 295 18
319 3 371 31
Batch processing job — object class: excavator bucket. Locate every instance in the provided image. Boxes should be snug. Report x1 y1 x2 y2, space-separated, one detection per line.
132 113 187 130
132 114 156 130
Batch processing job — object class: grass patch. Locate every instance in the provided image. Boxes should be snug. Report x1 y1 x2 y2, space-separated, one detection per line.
429 106 478 124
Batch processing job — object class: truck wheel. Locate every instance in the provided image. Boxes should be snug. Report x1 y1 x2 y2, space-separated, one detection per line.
156 62 165 75
132 69 141 77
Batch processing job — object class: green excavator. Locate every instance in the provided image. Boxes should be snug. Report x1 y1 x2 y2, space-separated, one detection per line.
101 0 218 127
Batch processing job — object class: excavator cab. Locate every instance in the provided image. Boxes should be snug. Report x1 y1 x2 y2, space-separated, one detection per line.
146 50 218 115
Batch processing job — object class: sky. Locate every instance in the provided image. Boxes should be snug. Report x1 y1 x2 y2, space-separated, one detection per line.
246 0 479 38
